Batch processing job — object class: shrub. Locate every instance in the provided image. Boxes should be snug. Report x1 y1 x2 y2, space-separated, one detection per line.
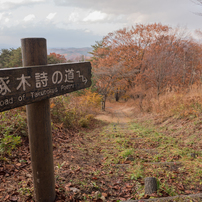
78 118 89 128
0 135 21 155
0 109 26 155
50 90 101 128
0 110 27 136
50 96 67 123
85 114 94 121
79 89 102 113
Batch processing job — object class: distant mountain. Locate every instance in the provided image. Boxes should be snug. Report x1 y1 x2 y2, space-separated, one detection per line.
47 47 93 61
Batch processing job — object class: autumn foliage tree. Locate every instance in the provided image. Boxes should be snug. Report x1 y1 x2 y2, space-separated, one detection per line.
47 52 67 64
91 23 202 101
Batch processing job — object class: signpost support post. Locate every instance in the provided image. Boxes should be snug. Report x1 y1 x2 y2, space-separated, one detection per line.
21 38 56 202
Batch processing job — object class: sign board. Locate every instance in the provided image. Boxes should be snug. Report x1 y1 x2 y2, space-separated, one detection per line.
0 62 91 112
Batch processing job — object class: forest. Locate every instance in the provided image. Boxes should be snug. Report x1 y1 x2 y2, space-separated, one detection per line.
1 23 202 201
2 23 202 110
91 23 202 110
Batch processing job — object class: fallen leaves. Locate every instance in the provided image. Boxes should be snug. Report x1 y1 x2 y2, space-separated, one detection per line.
2 104 202 202
4 195 9 201
10 195 18 202
102 192 108 197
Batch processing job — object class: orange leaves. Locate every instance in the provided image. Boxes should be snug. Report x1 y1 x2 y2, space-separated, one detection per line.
92 23 174 93
79 89 102 109
92 23 202 101
50 102 55 109
49 52 66 62
47 52 67 64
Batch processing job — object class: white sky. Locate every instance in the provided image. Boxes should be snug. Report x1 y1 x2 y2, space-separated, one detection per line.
0 0 201 48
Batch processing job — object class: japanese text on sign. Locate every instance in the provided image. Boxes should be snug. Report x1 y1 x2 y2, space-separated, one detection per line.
0 62 91 112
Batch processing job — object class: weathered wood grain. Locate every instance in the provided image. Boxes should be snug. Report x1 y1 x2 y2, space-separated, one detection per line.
0 62 91 112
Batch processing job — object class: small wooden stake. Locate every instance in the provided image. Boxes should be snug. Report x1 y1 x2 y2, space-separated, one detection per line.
145 177 157 195
21 38 56 202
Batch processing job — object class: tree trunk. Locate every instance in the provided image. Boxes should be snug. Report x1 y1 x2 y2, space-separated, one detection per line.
115 89 119 102
101 95 106 111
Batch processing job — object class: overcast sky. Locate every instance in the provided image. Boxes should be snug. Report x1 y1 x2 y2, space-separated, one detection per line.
0 0 201 48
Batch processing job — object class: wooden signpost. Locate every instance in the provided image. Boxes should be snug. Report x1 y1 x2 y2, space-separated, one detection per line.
0 38 92 201
0 57 91 112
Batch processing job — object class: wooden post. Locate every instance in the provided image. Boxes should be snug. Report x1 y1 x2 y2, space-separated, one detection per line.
144 177 157 195
21 38 56 202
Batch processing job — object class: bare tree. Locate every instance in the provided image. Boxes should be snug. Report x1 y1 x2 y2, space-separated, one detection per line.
192 0 202 15
194 0 202 4
94 62 124 110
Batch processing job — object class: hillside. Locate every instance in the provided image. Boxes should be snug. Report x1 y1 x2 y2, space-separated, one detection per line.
47 47 93 61
2 98 202 201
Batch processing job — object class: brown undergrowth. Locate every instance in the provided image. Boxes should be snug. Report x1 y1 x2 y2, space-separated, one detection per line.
0 90 102 201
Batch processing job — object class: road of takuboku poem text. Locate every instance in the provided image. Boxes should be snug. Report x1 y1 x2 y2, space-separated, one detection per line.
0 62 92 112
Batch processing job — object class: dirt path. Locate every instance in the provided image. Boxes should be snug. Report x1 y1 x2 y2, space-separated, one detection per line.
95 101 136 123
51 101 141 201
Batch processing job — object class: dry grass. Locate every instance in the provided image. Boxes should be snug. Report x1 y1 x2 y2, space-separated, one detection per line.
139 85 202 119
